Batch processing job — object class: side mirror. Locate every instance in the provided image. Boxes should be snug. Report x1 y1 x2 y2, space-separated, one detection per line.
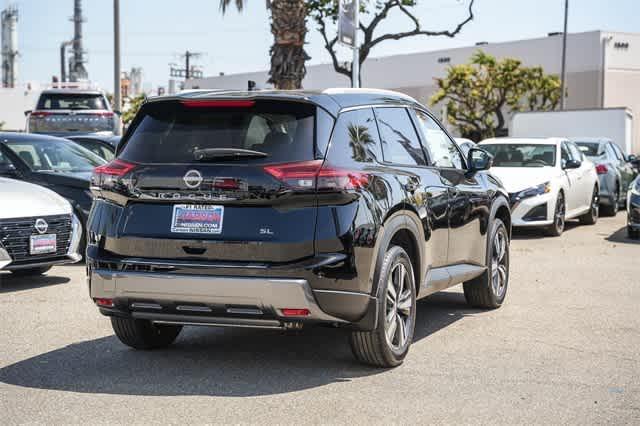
24 110 32 117
564 159 581 169
627 154 637 163
0 163 18 177
467 147 493 174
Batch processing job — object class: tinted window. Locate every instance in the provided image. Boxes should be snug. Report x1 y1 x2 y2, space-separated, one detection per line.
120 100 316 165
375 107 426 166
326 108 381 166
75 139 115 161
0 149 13 166
575 142 602 157
611 143 625 161
414 110 463 168
37 93 107 110
5 140 105 172
481 144 556 167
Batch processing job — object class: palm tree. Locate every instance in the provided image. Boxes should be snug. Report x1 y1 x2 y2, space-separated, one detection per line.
219 0 309 90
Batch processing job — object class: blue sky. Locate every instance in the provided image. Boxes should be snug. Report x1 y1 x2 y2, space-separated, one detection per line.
15 0 640 93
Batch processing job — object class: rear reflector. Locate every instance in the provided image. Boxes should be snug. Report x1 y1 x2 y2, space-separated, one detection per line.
595 164 608 174
264 160 369 191
94 298 114 308
281 308 311 317
180 100 255 108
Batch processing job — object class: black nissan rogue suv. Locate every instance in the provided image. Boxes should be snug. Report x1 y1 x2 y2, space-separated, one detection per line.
87 89 511 367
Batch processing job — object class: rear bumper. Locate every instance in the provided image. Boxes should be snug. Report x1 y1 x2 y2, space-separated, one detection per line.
88 267 375 329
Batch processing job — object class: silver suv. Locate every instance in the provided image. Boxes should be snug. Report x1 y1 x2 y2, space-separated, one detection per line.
26 88 119 136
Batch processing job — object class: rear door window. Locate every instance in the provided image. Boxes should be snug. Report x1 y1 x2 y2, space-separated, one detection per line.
325 108 382 166
119 100 316 165
374 107 426 166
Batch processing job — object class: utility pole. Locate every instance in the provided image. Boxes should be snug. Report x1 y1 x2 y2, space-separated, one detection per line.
560 0 569 110
113 0 121 118
183 50 201 80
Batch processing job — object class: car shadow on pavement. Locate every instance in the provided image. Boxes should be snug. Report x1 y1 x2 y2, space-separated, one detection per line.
0 273 70 293
511 221 580 240
606 226 640 245
0 290 480 397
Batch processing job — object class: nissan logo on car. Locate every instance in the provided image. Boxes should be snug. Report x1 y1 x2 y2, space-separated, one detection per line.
35 218 48 234
183 170 203 188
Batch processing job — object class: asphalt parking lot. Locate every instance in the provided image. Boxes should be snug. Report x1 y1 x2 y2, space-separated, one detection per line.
1 214 638 424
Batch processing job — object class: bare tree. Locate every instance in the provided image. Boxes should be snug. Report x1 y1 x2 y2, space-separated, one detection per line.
308 0 475 85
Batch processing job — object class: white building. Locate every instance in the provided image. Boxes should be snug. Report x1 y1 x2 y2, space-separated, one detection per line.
186 30 640 153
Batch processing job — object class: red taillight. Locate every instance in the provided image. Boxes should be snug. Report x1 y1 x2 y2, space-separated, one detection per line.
30 111 53 117
94 298 114 308
92 159 137 191
281 308 310 317
263 160 369 191
595 164 608 174
94 159 136 177
95 111 114 117
180 100 255 108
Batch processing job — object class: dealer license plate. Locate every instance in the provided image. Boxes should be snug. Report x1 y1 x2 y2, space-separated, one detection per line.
30 234 57 255
171 205 224 234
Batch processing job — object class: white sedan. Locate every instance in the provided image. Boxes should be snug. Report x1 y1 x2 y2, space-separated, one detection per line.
0 177 82 275
479 137 599 236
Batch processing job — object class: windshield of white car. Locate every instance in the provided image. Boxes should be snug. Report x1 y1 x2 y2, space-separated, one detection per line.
481 144 556 167
5 139 106 173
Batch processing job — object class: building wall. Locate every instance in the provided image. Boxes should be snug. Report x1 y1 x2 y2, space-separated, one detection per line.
186 30 640 151
603 32 640 153
0 88 39 131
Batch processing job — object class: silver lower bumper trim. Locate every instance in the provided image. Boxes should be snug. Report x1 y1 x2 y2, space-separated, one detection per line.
90 269 346 324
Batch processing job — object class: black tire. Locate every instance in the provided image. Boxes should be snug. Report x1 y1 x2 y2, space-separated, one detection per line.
349 245 417 368
463 218 509 309
10 266 52 276
601 185 619 217
629 226 640 240
111 317 182 350
579 186 599 225
546 192 565 237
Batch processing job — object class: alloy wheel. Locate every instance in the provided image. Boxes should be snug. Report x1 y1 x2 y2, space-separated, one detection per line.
385 263 413 351
555 194 565 233
491 228 508 298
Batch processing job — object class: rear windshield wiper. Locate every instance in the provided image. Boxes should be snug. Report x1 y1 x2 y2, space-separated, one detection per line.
193 148 269 161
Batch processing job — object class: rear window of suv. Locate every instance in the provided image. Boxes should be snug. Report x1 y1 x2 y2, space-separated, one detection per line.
37 93 108 110
119 100 317 165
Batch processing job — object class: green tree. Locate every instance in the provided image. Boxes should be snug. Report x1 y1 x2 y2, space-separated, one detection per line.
220 0 309 89
430 51 562 141
308 0 475 86
122 94 146 127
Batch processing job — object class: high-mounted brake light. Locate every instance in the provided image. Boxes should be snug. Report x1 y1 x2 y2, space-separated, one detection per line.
595 164 608 174
94 159 137 177
264 160 369 191
180 100 255 108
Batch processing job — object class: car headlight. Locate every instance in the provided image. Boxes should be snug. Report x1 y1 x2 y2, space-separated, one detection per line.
513 182 551 202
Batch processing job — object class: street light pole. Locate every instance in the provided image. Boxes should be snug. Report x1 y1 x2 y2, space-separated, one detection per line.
560 0 568 110
352 2 360 89
113 0 121 114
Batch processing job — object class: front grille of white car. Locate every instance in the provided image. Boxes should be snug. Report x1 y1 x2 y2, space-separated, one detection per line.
0 214 72 265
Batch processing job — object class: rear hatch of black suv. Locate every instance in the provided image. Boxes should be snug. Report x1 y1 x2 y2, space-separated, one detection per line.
91 97 337 264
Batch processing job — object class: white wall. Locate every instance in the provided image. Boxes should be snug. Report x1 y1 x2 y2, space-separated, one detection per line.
0 88 39 131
